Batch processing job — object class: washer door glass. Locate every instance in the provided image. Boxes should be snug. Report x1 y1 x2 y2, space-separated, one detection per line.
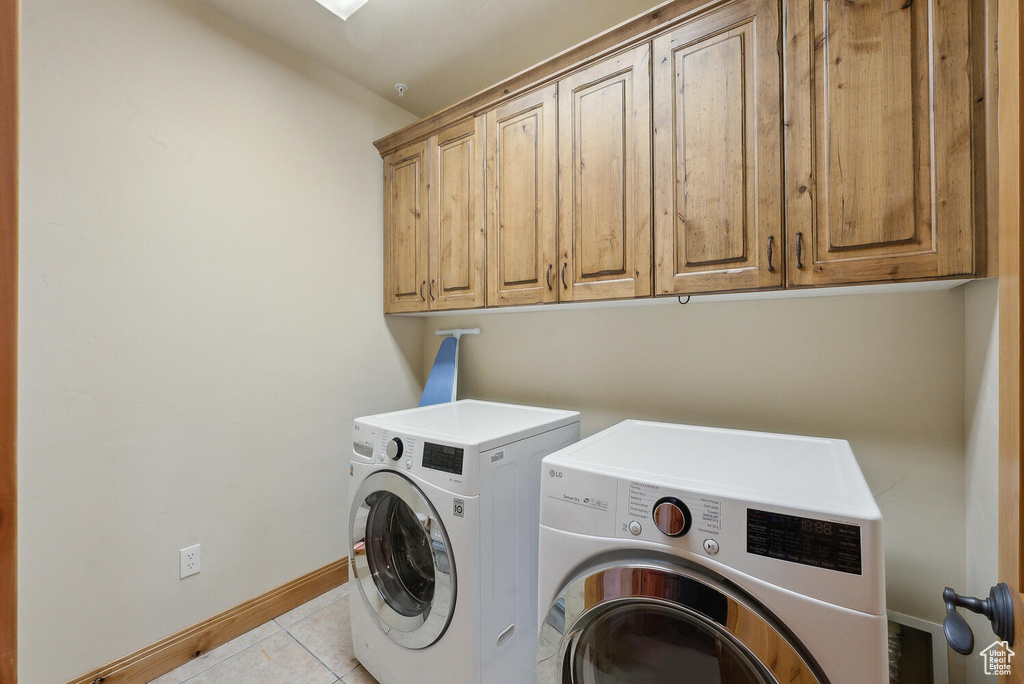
364 491 436 617
571 602 766 684
351 470 456 649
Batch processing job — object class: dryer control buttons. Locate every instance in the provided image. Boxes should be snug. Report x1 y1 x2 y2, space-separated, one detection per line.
653 497 692 537
703 538 720 555
628 521 642 536
386 437 404 461
404 459 412 470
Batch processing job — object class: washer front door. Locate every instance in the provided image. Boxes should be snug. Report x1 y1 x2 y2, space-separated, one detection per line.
537 561 828 684
350 470 456 649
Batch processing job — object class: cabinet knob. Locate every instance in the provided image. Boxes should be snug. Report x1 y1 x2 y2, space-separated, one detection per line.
561 262 568 290
419 281 425 301
767 235 775 272
796 231 804 269
546 264 553 290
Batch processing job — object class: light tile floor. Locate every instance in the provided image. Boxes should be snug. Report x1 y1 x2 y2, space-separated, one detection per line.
149 583 379 684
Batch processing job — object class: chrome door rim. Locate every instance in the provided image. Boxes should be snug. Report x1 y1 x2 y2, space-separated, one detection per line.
350 470 456 649
537 560 828 684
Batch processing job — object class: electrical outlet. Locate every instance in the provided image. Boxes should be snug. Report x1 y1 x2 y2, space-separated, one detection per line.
180 544 201 579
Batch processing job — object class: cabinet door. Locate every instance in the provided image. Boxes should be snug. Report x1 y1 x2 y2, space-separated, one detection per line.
428 118 485 310
383 141 429 313
486 85 559 306
652 0 783 295
784 0 973 285
558 44 652 301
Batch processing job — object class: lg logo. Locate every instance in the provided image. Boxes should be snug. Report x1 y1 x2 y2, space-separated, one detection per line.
548 469 563 478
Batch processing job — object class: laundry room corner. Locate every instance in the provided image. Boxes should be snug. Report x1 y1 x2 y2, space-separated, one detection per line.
9 0 1019 680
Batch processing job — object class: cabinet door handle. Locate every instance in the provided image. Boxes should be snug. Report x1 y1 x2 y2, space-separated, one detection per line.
767 235 775 272
796 231 804 269
545 264 553 290
429 279 436 300
561 262 568 290
419 281 426 301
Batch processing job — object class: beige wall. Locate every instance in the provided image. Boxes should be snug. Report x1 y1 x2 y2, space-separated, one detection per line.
963 279 1000 684
18 1 422 682
425 289 969 626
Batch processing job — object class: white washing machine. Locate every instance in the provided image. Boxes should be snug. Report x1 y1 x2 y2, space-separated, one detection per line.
348 400 580 684
537 420 887 683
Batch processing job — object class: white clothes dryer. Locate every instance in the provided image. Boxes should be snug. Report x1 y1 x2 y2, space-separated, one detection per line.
537 420 887 683
348 400 580 684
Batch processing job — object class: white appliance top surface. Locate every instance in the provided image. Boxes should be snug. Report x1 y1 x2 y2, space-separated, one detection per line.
358 400 580 449
547 420 879 517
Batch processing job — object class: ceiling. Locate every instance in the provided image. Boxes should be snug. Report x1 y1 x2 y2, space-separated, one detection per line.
200 0 663 118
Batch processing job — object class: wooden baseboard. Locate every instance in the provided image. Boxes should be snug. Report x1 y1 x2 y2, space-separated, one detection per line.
69 558 349 684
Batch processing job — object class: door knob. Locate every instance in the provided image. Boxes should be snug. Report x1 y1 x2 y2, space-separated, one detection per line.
942 583 1015 655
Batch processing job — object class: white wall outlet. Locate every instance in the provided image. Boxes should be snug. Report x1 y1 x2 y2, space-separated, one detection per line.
180 544 201 579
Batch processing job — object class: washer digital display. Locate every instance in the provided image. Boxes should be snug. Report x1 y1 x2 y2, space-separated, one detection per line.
422 442 464 475
747 508 862 575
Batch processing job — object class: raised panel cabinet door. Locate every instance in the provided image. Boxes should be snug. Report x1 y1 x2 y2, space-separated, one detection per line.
428 117 486 310
486 85 559 306
558 43 652 301
784 0 973 285
383 141 430 313
652 0 783 295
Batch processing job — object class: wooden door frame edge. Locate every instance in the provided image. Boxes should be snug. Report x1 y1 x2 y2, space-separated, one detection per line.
0 1 18 683
997 0 1024 670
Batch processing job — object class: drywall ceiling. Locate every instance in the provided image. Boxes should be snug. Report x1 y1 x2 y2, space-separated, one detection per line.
200 0 663 118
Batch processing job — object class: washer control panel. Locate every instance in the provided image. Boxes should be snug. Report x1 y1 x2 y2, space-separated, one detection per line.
351 419 494 498
422 442 464 475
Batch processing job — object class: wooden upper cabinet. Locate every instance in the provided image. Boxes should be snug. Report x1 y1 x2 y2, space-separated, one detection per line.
377 0 985 312
383 141 429 313
652 0 783 295
784 0 974 285
558 44 652 301
428 118 486 310
486 85 559 306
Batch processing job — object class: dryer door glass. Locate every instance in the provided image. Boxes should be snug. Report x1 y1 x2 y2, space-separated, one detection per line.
570 602 766 683
350 470 456 650
538 563 825 684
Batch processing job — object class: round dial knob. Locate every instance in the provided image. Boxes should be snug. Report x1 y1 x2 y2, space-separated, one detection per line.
652 497 692 537
386 437 404 461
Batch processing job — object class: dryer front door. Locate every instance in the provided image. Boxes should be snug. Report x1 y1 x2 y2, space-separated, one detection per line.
350 470 456 649
538 562 827 684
